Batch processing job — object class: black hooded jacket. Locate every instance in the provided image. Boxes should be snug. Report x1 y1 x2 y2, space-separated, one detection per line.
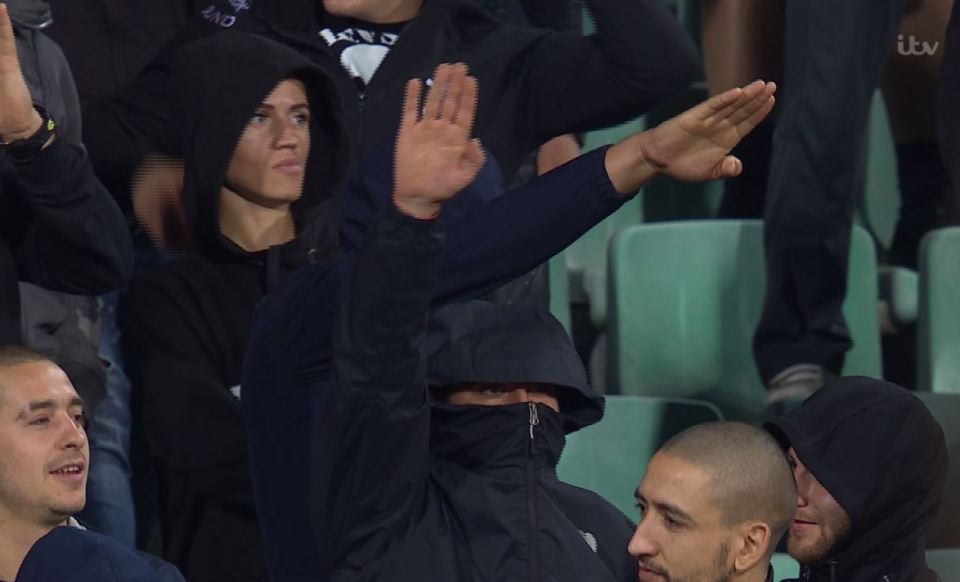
328 205 635 581
765 377 947 582
119 32 349 582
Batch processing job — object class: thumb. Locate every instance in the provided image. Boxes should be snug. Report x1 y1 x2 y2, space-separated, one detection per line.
714 156 742 179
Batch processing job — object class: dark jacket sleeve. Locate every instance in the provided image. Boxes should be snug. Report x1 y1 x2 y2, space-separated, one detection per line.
9 138 133 294
120 275 253 504
327 204 443 574
518 0 700 143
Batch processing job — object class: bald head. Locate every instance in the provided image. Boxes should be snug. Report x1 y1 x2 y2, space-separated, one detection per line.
659 421 797 550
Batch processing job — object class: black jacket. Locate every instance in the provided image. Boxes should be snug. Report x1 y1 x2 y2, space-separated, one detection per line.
765 377 947 582
45 0 201 103
0 0 132 409
83 0 699 203
119 32 350 582
329 203 634 581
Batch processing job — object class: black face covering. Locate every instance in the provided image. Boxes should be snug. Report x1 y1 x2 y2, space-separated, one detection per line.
429 401 566 475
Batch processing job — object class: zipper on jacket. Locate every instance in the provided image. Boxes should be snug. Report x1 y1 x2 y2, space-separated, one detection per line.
527 402 540 582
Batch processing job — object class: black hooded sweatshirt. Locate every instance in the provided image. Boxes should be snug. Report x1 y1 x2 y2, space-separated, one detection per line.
329 203 635 581
765 377 947 582
119 32 350 582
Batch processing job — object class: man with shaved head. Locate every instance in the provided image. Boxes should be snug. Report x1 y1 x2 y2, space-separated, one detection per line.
630 422 797 582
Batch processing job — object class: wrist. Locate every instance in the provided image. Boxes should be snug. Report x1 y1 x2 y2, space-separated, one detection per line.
1 110 43 144
605 131 662 195
392 193 442 220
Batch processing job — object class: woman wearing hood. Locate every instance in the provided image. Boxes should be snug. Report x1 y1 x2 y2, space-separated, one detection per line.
119 31 352 582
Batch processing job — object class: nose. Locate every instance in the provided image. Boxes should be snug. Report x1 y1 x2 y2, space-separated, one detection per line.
627 520 657 558
273 118 302 149
793 466 809 508
57 412 87 450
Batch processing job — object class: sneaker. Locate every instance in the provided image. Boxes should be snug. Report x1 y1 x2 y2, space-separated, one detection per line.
764 363 828 417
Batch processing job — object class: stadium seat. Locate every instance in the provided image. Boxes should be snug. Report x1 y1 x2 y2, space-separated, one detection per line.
607 221 882 420
919 227 960 393
548 253 572 333
770 553 800 581
927 549 960 581
914 392 960 549
557 395 723 517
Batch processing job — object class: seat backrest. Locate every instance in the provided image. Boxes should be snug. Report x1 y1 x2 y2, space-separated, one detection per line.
607 220 881 421
770 553 800 581
914 392 960 549
557 395 722 517
919 227 960 393
927 549 960 582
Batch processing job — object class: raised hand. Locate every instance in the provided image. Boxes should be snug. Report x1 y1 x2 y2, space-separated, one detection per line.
645 80 777 182
393 62 486 219
605 80 777 194
0 4 42 143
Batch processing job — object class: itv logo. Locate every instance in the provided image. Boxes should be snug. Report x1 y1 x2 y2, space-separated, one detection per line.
897 34 940 56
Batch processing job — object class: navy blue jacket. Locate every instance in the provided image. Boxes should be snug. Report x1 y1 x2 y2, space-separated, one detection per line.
242 144 630 581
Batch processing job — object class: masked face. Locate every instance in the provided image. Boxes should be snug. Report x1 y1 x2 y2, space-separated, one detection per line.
224 79 311 209
442 383 560 413
786 448 852 566
0 362 89 527
629 453 736 582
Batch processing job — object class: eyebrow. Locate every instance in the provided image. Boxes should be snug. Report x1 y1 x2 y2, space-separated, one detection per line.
257 103 310 111
634 491 697 526
16 397 85 420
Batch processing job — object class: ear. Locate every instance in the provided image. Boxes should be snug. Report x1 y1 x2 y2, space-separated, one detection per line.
734 522 771 573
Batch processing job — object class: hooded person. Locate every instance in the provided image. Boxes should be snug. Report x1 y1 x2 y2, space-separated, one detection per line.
328 287 637 580
118 31 351 582
764 377 948 582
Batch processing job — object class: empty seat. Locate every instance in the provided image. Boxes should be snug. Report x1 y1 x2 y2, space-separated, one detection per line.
557 395 722 517
607 220 881 420
919 227 960 393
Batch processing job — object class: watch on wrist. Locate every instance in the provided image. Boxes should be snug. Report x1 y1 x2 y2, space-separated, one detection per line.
0 104 57 165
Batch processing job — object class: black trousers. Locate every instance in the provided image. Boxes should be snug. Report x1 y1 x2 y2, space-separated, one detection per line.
941 0 960 202
754 0 906 383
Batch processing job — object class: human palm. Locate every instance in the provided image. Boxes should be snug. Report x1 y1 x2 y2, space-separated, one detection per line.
645 80 777 182
393 63 485 217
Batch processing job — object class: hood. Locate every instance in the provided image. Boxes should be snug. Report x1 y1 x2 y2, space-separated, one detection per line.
764 377 947 579
15 527 159 582
2 0 52 29
424 300 603 434
171 31 349 262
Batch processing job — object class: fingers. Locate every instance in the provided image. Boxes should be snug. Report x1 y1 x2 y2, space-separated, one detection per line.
704 79 767 123
439 63 468 123
422 63 451 120
454 75 478 136
726 81 777 127
735 93 776 137
693 85 744 122
399 78 423 133
0 4 17 62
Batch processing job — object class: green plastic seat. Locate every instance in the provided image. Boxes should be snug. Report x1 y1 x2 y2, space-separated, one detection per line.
557 395 722 517
927 549 960 581
770 553 800 581
919 227 960 393
607 220 882 421
914 392 960 549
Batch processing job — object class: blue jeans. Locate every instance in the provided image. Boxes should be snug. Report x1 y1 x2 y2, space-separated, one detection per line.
78 290 136 546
